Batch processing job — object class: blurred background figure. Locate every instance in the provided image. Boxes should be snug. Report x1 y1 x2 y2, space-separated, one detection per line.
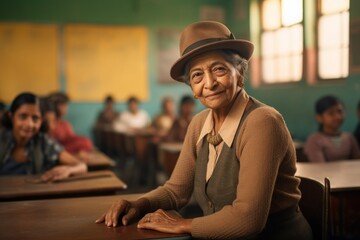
304 95 360 162
94 95 119 131
152 96 176 140
164 95 195 143
0 92 87 179
354 100 360 147
47 92 93 155
40 96 57 133
113 96 150 134
0 100 6 130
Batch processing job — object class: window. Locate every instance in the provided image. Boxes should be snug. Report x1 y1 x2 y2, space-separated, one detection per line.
260 0 303 83
318 0 349 79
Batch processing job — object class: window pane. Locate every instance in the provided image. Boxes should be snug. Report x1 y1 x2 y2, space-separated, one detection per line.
341 12 349 46
282 0 303 26
276 28 290 56
261 31 276 57
289 24 303 54
321 0 349 14
319 14 342 49
319 48 348 78
291 55 302 81
262 58 277 83
278 56 291 82
340 47 349 77
262 0 281 30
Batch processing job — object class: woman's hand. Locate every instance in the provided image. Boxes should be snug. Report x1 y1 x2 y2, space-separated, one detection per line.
41 165 72 182
95 198 150 227
137 209 192 234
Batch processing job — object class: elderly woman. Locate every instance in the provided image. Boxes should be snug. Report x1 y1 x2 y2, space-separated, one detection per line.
96 21 312 239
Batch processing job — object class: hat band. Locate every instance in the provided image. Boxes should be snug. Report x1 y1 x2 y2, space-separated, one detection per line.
182 32 236 56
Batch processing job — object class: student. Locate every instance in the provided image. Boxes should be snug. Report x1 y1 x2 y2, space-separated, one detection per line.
0 100 6 130
96 21 312 239
304 95 360 162
47 92 93 154
0 92 87 181
354 100 360 146
152 96 176 139
94 95 119 131
164 95 195 143
113 96 150 133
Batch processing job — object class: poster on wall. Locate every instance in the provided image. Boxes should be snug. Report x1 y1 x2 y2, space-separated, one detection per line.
157 29 181 84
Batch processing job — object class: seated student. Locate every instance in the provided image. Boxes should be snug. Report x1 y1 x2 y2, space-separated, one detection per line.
164 95 195 143
47 92 93 154
152 96 176 139
304 95 360 162
0 92 87 181
354 100 360 146
0 100 6 130
113 96 151 133
94 95 119 131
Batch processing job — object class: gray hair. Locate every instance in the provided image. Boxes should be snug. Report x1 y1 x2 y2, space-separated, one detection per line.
179 49 249 86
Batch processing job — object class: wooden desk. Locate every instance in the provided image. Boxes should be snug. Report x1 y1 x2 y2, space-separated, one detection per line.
81 150 117 170
0 170 127 201
296 160 360 238
296 161 360 192
158 142 182 177
0 194 191 240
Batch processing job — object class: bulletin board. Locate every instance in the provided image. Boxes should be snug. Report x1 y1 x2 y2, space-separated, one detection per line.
0 23 59 102
64 25 149 102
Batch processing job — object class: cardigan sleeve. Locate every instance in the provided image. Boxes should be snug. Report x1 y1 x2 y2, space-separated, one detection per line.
191 107 293 239
141 110 208 211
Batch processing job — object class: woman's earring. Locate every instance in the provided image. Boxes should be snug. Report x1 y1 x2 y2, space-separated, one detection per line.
193 94 198 99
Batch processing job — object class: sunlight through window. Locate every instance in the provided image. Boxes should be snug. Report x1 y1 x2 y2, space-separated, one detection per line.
318 0 349 79
282 0 303 26
261 0 303 83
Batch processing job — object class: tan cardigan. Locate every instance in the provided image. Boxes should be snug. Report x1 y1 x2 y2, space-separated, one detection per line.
142 96 300 239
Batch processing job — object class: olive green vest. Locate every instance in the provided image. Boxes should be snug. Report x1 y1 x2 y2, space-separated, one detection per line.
194 99 263 215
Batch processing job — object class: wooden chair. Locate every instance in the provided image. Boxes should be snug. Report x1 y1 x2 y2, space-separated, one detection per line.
298 176 331 240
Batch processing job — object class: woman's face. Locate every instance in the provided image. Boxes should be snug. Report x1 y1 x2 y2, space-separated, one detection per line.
163 100 175 115
11 104 42 141
189 51 242 111
316 103 345 131
44 111 57 132
129 101 138 114
181 102 195 118
57 103 68 118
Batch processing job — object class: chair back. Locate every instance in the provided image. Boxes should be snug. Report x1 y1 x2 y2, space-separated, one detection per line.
298 176 331 240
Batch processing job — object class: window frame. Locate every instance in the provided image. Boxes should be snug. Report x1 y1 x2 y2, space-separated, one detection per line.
259 0 305 85
316 0 350 81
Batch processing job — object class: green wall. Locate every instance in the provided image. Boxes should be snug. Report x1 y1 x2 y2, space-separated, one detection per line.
0 0 359 141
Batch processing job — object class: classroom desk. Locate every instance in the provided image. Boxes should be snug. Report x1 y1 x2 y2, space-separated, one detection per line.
0 170 127 201
81 149 117 170
158 142 182 177
296 160 360 191
0 194 191 240
296 160 360 238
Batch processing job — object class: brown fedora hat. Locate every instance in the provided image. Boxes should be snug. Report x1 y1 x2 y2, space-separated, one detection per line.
170 21 254 82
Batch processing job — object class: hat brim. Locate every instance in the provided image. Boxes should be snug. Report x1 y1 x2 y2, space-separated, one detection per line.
170 39 254 82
